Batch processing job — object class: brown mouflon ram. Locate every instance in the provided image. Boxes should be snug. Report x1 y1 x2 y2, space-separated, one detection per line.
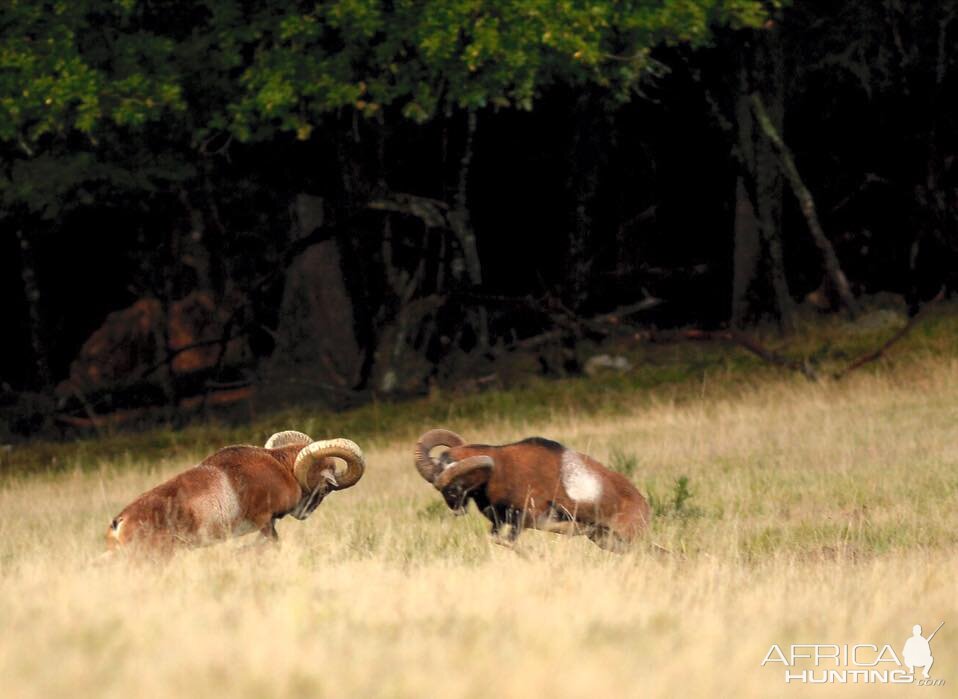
414 429 650 551
105 431 364 556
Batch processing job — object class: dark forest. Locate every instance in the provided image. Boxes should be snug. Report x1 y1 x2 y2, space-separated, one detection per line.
2 1 956 436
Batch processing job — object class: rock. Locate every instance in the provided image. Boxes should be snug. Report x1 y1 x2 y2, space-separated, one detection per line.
57 291 244 397
849 308 908 333
168 291 226 374
57 298 164 395
584 354 632 376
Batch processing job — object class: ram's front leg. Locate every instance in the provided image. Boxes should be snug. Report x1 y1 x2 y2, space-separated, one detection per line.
259 519 279 543
240 518 280 550
482 505 507 544
487 506 525 550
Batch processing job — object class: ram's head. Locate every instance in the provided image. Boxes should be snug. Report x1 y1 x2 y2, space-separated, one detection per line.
266 430 365 519
414 428 493 514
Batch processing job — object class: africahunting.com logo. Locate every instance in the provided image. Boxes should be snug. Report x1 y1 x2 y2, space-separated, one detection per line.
762 622 945 686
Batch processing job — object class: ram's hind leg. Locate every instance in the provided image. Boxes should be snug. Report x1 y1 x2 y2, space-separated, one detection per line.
536 501 580 536
587 527 632 553
104 515 180 562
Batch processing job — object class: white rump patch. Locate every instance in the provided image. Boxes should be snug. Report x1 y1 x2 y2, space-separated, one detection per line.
560 450 603 503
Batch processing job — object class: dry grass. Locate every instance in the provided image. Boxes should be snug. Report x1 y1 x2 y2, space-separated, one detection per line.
2 358 957 697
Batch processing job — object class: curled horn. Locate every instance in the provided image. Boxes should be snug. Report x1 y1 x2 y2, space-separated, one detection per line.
434 455 494 490
265 430 312 449
414 429 465 484
293 438 365 491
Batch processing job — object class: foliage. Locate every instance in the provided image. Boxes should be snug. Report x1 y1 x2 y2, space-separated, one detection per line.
0 4 182 217
0 0 775 217
8 301 958 466
229 0 776 131
0 2 184 145
609 447 639 477
647 475 702 520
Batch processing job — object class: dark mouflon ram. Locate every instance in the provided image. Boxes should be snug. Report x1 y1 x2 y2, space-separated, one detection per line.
104 431 364 556
414 429 650 551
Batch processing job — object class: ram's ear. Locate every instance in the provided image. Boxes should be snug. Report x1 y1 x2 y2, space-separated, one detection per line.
435 455 494 492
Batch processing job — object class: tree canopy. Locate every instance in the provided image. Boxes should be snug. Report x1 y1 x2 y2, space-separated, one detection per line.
2 1 775 147
5 0 957 433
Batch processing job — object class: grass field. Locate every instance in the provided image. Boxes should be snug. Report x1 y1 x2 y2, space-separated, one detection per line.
2 326 957 697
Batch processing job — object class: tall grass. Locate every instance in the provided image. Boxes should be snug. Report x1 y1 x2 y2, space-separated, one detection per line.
1 355 957 697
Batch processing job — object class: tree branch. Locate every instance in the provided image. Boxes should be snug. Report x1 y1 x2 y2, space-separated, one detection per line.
832 296 941 380
669 329 819 381
751 93 860 318
367 193 449 229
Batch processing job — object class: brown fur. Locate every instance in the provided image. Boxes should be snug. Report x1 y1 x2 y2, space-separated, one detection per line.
432 438 650 551
106 444 335 557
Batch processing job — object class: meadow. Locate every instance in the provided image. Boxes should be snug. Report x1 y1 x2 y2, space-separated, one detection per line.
1 318 957 698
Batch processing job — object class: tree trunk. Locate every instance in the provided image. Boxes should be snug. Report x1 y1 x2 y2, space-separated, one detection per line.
178 188 212 293
753 28 794 333
732 36 793 333
15 229 51 388
731 176 762 326
751 93 860 318
731 63 762 327
448 110 489 348
273 194 364 389
756 152 795 334
567 92 601 309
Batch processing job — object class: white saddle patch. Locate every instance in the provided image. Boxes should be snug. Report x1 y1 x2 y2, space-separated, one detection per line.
560 450 603 503
192 467 243 539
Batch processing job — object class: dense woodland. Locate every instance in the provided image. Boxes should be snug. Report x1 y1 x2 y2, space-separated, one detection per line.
2 1 956 434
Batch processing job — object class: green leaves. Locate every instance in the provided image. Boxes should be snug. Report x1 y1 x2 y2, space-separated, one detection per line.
0 0 774 145
0 4 183 149
0 0 773 218
226 0 776 129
